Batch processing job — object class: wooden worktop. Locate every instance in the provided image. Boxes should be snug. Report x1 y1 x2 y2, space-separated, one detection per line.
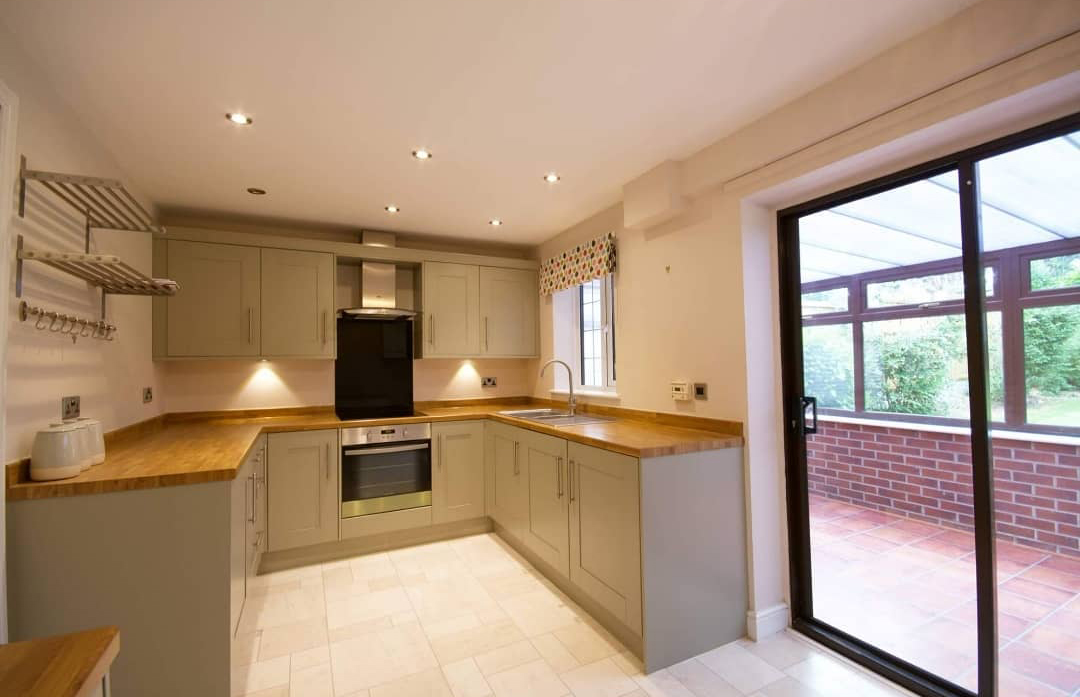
6 400 742 501
0 626 119 697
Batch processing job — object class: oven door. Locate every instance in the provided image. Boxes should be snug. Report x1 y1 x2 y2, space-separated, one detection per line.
340 440 432 518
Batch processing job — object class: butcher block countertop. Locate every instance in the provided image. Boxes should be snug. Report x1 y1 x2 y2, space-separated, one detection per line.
0 626 119 697
6 399 742 501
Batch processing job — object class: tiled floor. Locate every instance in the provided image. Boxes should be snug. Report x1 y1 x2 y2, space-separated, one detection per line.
810 495 1080 696
232 533 914 697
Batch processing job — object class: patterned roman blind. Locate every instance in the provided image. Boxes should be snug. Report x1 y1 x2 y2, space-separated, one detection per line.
538 232 616 296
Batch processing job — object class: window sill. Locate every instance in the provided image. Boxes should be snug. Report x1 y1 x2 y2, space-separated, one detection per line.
550 388 621 400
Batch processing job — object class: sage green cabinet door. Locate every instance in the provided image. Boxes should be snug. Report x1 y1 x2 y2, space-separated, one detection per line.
267 430 339 552
229 455 252 636
166 240 261 356
567 441 642 635
422 262 480 356
432 421 485 524
484 422 527 537
261 248 335 358
479 267 538 357
520 429 569 578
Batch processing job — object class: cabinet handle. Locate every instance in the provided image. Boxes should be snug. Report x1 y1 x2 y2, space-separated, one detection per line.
484 316 489 352
252 531 262 549
569 459 575 502
556 457 563 498
429 314 435 345
514 442 519 476
325 442 331 480
437 434 443 469
248 474 256 523
247 307 253 344
322 310 328 345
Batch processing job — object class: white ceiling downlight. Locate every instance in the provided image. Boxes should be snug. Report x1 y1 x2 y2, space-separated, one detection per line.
226 112 252 125
489 219 502 226
246 187 267 195
412 149 432 160
544 173 560 183
385 205 400 213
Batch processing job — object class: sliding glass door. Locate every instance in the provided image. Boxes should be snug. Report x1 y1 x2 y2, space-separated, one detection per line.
780 113 1080 697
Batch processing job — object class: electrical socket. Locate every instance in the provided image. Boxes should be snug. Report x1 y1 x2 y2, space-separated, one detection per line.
694 383 708 400
143 387 154 404
61 395 81 420
481 377 497 388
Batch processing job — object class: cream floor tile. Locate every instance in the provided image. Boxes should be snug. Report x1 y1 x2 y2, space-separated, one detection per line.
784 653 905 697
324 578 373 602
620 692 649 697
500 590 582 636
560 657 640 697
328 615 395 643
422 612 482 640
666 659 741 697
696 642 785 694
610 651 643 677
485 658 570 697
370 667 454 697
532 633 582 673
369 576 404 591
476 569 548 601
326 587 414 630
233 631 261 667
240 584 327 633
442 657 493 697
240 687 290 697
552 620 624 665
292 644 331 671
394 610 422 626
407 576 494 618
291 662 334 697
232 655 291 697
258 617 329 661
331 622 440 694
752 675 829 697
427 619 526 665
474 603 510 625
350 552 398 580
629 668 696 697
323 565 355 588
474 639 541 676
247 579 302 598
740 633 820 671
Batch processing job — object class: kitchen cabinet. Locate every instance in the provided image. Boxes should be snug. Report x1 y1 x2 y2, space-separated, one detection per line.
260 248 335 358
484 421 528 537
247 437 267 579
164 240 261 357
432 421 485 524
267 430 339 551
479 266 538 357
422 262 480 356
230 436 267 636
519 429 570 578
567 441 643 635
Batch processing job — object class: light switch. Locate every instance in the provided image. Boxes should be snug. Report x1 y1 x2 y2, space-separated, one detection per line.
671 381 691 401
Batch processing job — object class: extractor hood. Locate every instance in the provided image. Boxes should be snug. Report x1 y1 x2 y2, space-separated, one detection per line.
339 232 417 319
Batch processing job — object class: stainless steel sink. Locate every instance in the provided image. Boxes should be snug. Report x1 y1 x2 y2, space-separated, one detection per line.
498 409 615 427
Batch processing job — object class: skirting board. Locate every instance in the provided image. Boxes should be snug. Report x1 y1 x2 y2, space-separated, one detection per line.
260 516 492 573
747 602 790 640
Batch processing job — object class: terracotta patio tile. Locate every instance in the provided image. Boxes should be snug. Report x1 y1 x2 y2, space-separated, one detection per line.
831 515 884 533
911 536 972 559
1019 565 1080 593
888 519 943 538
996 542 1051 567
994 667 1070 697
865 524 935 545
946 601 1032 639
1042 608 1080 638
1040 554 1080 578
1021 624 1080 665
1001 578 1076 606
1001 642 1080 692
997 591 1058 622
935 530 976 550
847 533 900 553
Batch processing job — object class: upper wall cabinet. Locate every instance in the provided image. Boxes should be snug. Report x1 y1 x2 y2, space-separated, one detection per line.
154 240 334 359
421 262 538 358
261 248 335 358
162 240 261 357
479 266 538 357
422 262 481 357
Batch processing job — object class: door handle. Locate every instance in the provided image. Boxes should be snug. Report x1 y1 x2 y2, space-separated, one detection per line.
800 396 818 435
325 442 331 480
556 457 563 498
568 458 575 502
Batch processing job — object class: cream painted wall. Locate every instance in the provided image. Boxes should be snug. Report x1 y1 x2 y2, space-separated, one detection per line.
534 0 1080 636
2 25 163 463
158 358 533 414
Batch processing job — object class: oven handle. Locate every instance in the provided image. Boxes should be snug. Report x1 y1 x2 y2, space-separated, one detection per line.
343 443 430 456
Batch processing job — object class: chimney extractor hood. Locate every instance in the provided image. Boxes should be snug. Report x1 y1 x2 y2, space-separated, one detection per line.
340 261 416 319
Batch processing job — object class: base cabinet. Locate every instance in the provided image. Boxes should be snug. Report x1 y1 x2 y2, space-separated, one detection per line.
519 429 569 578
568 441 642 635
267 430 339 551
484 422 528 537
432 421 485 524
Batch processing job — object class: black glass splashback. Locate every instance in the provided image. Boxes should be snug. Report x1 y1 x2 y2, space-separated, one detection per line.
334 317 414 419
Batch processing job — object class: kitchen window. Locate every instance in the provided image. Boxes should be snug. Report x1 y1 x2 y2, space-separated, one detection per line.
577 275 616 390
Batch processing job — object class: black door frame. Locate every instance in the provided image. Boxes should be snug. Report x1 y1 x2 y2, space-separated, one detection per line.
778 111 1080 697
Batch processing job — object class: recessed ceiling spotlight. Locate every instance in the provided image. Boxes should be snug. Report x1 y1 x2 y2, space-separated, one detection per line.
226 112 253 125
543 172 561 183
489 219 503 227
246 187 267 195
385 205 400 213
412 148 432 160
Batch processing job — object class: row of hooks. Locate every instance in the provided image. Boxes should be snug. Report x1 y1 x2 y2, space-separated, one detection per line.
18 300 117 342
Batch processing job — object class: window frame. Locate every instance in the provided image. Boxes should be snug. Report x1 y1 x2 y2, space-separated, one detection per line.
575 274 616 391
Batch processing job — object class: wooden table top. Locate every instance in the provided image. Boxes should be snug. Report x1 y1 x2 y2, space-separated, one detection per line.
0 626 119 697
6 400 742 501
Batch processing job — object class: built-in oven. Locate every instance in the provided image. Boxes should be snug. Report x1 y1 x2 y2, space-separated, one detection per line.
340 423 431 518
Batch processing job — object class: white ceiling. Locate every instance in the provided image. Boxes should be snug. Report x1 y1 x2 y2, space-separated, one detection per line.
2 0 978 245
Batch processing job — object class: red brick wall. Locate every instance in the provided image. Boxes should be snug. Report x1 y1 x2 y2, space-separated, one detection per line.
806 420 1080 556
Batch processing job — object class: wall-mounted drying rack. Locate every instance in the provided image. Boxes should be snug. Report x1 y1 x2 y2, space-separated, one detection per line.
14 156 179 338
19 301 117 343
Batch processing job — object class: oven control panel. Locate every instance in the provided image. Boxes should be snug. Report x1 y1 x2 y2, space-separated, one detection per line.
341 422 432 446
